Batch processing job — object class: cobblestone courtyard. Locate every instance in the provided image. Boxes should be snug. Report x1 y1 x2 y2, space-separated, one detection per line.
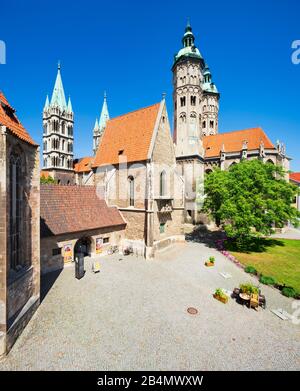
1 242 299 371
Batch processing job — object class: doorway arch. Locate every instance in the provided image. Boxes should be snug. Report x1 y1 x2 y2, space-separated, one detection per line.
74 237 92 257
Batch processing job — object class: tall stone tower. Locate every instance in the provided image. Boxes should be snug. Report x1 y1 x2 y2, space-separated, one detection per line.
172 22 219 222
93 92 110 155
42 63 75 184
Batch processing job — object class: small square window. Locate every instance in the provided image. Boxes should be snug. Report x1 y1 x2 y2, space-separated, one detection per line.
103 237 109 244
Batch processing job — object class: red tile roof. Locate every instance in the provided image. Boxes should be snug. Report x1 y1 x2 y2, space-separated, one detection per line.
40 185 126 237
290 172 300 184
203 127 274 158
0 91 37 146
74 156 94 173
93 103 160 167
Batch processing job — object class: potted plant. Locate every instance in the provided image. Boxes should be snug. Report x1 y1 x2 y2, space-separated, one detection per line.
239 283 259 295
205 256 215 267
213 288 229 304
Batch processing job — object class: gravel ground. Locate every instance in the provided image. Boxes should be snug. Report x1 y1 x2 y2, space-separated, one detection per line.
0 241 299 371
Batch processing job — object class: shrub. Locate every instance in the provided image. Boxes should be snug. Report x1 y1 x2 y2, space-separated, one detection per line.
239 283 259 295
209 256 215 263
245 265 257 275
282 286 297 298
259 275 277 286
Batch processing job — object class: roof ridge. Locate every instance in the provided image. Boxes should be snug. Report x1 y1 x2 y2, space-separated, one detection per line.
208 127 264 137
108 102 160 122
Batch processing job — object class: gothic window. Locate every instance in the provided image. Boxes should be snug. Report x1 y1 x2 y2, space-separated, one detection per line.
202 121 206 128
61 122 65 134
62 139 65 151
180 113 186 123
180 97 186 107
61 156 65 168
43 123 47 135
128 176 134 207
160 171 166 197
9 150 23 270
190 112 197 123
68 126 73 137
210 120 214 128
43 140 47 151
191 96 196 106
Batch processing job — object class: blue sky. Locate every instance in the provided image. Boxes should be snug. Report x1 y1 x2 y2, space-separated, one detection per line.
0 0 299 171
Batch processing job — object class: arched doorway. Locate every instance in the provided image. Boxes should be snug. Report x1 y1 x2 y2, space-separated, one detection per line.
74 237 92 257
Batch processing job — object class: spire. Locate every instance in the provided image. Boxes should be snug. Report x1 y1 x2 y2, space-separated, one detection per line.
94 118 99 130
173 21 203 66
182 19 195 47
67 96 73 113
186 17 191 32
99 92 110 131
44 95 49 110
50 62 67 110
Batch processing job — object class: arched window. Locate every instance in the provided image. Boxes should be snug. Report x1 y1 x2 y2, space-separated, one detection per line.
9 150 23 269
202 121 206 128
128 176 134 207
191 96 196 106
62 139 65 151
160 171 166 197
61 122 65 134
180 113 186 123
180 96 186 107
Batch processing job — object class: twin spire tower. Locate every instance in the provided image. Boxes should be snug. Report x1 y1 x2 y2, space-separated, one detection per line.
42 63 109 183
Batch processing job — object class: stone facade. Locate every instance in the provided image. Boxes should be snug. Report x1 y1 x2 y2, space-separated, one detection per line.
94 100 185 258
42 64 75 185
41 226 125 275
172 24 290 223
0 128 40 358
172 23 219 224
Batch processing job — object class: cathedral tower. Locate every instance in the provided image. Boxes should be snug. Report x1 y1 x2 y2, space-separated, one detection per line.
42 63 75 184
172 22 220 222
93 92 110 155
172 21 205 157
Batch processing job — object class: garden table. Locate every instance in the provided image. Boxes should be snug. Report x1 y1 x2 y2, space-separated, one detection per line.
239 293 251 306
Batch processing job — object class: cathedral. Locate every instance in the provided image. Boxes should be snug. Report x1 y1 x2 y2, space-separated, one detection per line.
41 22 289 224
0 21 292 356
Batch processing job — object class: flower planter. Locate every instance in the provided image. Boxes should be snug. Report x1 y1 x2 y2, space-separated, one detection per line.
205 261 214 267
213 294 228 304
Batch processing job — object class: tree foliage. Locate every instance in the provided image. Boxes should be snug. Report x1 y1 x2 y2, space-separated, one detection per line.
40 174 57 184
203 160 300 250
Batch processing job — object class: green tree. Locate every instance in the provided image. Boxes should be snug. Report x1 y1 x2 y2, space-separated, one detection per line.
40 174 57 184
203 160 300 250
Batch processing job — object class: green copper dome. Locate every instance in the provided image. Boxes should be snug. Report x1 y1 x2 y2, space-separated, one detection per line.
173 22 203 65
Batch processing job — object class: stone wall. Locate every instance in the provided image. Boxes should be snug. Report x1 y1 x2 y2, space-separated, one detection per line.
41 226 125 274
43 169 75 185
0 128 40 357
